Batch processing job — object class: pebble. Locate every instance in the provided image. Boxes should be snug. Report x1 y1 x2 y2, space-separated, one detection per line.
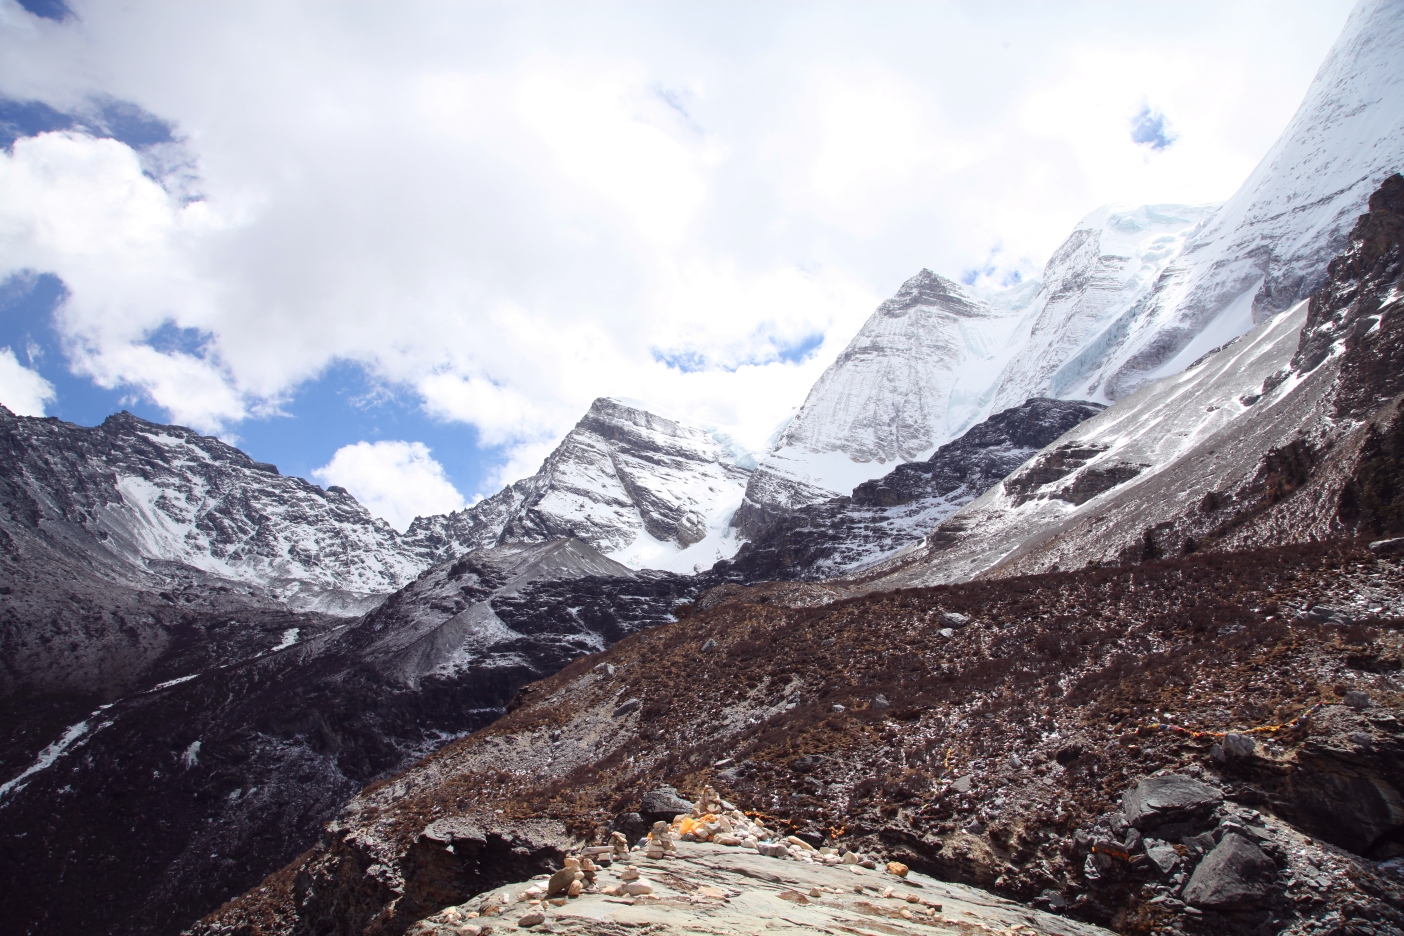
887 861 909 877
517 911 545 928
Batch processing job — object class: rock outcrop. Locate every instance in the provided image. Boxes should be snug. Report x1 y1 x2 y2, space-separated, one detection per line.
717 398 1103 582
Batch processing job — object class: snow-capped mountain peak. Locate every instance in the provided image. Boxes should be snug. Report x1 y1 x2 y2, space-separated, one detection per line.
735 269 1026 532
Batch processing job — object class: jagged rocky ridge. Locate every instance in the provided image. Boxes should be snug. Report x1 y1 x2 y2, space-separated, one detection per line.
0 538 697 936
193 539 1404 936
717 398 1104 583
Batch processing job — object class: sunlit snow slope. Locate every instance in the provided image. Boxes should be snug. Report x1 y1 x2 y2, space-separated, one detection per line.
735 270 1025 531
991 0 1404 409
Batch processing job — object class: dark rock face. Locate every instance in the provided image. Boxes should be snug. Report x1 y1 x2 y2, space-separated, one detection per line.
640 789 695 824
1121 774 1224 833
1292 172 1404 414
851 399 1106 508
1182 833 1275 909
718 398 1103 582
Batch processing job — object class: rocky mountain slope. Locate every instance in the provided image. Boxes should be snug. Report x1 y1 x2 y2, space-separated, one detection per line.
194 539 1404 936
0 539 697 936
716 398 1103 583
421 398 751 574
0 408 425 614
860 172 1404 592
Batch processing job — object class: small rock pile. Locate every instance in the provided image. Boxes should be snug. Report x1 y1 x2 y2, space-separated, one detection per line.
636 785 885 868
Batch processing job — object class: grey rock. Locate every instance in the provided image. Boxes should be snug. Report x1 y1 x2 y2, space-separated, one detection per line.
640 790 694 823
1145 843 1180 874
700 638 718 652
611 812 649 845
951 775 973 794
939 627 956 638
593 662 615 676
1344 690 1372 710
1182 832 1216 854
941 612 971 628
872 694 891 710
1122 774 1224 832
546 868 578 896
1183 833 1275 909
612 698 641 718
1222 732 1256 758
1307 605 1355 627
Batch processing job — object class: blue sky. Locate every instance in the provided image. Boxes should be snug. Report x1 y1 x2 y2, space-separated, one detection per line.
0 0 1356 528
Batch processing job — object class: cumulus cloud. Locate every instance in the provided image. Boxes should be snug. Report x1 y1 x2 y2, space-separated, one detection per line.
0 345 55 414
0 0 1355 483
312 440 466 533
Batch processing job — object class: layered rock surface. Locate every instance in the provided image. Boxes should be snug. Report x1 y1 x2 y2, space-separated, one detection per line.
406 839 1110 936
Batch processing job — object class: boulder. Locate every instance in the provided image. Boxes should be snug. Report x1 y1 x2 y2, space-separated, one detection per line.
1122 774 1223 832
1182 833 1275 909
546 868 578 896
1144 843 1179 874
640 790 694 824
611 812 650 845
1344 690 1373 710
1222 732 1256 758
941 612 971 628
1307 605 1354 626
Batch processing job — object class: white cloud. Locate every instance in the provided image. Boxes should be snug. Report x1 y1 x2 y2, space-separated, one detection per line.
312 440 466 533
0 346 56 415
0 0 1357 478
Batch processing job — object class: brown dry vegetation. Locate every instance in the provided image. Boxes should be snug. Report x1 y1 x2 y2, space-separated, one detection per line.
198 539 1404 936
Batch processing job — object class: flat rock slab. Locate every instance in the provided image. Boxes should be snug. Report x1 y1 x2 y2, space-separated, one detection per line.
1122 774 1223 832
459 841 1112 935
